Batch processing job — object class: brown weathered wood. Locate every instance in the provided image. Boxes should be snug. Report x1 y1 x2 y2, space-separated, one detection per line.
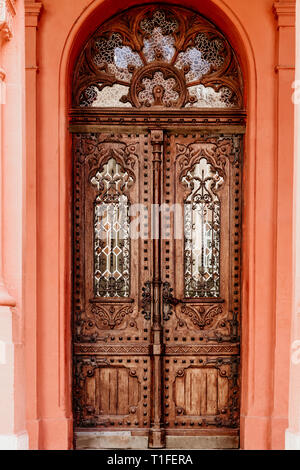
162 132 242 431
72 130 242 444
72 4 243 450
73 132 153 430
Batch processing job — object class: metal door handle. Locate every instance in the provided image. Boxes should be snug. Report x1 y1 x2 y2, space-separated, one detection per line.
162 282 181 321
141 281 181 321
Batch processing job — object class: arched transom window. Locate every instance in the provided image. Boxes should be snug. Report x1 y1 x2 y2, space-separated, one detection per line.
73 4 243 109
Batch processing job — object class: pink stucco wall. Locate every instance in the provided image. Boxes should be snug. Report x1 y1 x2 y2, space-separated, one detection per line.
0 0 297 450
0 0 28 449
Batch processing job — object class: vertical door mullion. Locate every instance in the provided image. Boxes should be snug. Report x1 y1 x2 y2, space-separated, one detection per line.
148 130 165 449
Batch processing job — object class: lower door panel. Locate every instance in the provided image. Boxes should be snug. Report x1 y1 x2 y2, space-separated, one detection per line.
74 353 151 430
163 355 240 433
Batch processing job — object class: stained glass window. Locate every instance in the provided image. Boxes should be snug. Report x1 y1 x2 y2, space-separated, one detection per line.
182 158 224 298
73 5 243 109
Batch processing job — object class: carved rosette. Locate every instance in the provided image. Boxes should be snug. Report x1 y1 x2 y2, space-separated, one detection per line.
124 63 188 108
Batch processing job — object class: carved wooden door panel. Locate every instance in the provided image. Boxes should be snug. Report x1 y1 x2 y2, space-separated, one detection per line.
161 132 242 441
71 2 245 450
73 132 154 432
72 129 243 449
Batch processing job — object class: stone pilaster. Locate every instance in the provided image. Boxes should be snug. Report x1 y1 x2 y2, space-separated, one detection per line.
24 0 42 449
0 0 28 451
272 0 296 449
285 0 300 450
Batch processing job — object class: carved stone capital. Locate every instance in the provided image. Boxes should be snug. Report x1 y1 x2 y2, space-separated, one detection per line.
0 0 16 41
273 1 296 27
25 1 43 28
273 1 296 70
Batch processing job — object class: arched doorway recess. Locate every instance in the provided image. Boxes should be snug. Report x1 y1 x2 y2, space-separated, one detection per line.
70 3 245 450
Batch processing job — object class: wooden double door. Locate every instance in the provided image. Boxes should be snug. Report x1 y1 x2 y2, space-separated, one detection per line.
72 123 243 449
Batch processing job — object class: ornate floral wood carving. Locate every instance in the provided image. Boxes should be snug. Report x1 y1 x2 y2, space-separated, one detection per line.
90 304 136 330
75 303 138 341
181 304 223 330
176 137 238 182
74 134 138 180
73 4 243 109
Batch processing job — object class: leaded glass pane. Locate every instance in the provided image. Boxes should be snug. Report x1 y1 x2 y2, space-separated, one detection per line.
91 158 132 298
143 27 176 63
175 34 225 82
94 199 130 298
93 33 143 76
185 84 237 108
80 84 131 108
140 9 178 35
182 159 223 298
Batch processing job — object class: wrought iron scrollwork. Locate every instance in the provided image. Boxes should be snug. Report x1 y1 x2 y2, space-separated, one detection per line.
141 281 152 320
162 282 180 321
141 281 180 322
